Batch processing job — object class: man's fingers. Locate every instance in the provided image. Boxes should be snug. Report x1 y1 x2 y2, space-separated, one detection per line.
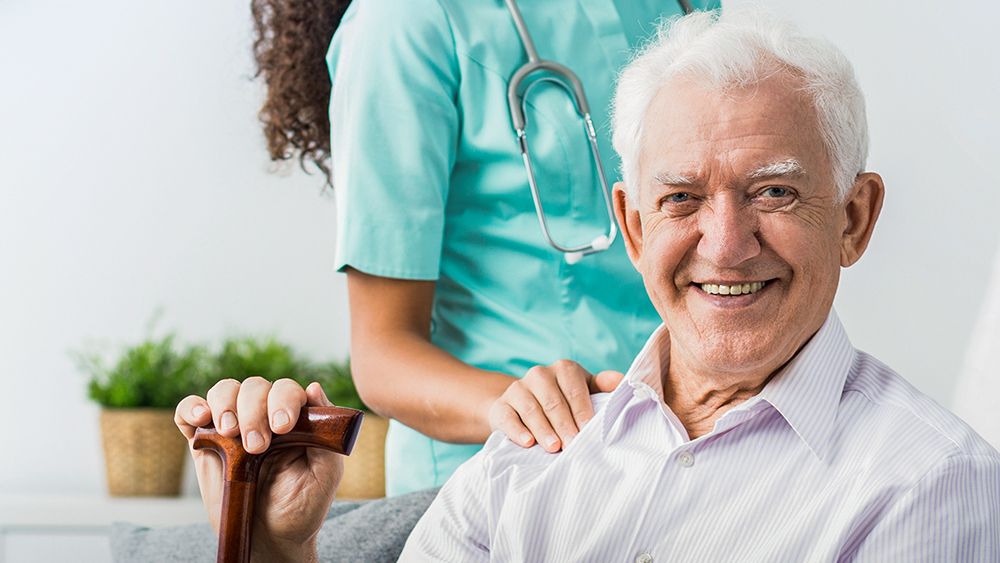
236 376 273 454
305 381 334 407
175 395 212 440
267 378 308 435
206 379 242 438
591 370 625 393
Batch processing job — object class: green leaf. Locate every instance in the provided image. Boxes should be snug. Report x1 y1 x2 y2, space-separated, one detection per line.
76 332 367 412
76 335 215 409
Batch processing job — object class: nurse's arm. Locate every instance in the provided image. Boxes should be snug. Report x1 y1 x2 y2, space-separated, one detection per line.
347 268 611 452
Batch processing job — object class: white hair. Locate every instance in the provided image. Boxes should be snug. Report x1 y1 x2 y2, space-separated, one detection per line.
612 8 869 203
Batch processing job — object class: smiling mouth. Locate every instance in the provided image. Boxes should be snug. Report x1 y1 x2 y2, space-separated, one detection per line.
699 281 768 296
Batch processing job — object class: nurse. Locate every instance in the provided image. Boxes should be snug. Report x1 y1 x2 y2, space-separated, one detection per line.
178 0 720 502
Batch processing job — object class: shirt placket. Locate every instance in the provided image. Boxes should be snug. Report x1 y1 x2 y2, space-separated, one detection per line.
618 385 772 562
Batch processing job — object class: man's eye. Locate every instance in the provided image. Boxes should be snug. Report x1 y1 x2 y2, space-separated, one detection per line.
666 192 691 203
762 187 789 198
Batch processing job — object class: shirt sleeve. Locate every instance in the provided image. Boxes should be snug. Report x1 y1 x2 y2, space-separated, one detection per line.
849 454 1000 561
328 0 460 280
397 446 495 562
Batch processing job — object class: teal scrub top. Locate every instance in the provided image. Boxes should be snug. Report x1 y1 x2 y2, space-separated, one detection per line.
328 0 720 496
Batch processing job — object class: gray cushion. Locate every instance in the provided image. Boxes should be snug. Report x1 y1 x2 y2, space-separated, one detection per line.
110 488 438 563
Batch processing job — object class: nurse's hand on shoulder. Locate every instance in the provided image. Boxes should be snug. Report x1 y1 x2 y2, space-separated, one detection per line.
489 360 624 453
174 378 343 563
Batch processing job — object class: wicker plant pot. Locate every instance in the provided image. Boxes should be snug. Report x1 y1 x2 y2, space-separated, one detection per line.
337 413 389 500
100 408 188 496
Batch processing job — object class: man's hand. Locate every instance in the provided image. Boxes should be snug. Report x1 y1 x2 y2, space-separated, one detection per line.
488 360 624 452
175 378 343 563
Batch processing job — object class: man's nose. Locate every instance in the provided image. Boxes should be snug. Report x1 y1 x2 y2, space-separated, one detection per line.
696 196 761 268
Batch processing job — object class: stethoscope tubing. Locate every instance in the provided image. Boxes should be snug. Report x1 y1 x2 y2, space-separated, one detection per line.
504 0 615 261
503 0 693 262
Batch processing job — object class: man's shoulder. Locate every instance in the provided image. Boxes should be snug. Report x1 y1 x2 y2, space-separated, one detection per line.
843 350 999 463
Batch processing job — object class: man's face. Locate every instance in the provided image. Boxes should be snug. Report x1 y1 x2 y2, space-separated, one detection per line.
615 73 880 380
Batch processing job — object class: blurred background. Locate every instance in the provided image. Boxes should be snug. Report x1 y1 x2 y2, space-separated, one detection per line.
1 0 998 501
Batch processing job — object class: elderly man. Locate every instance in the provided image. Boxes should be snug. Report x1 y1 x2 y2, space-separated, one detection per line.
397 9 1000 562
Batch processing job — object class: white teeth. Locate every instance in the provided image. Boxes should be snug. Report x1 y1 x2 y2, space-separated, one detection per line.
700 281 766 295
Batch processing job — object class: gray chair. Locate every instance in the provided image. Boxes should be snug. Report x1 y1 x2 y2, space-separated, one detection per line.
110 488 438 563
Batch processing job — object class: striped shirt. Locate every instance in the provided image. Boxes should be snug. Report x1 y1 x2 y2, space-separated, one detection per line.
399 311 1000 562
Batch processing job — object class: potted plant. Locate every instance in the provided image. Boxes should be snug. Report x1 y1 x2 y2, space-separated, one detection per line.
216 336 388 499
77 335 213 496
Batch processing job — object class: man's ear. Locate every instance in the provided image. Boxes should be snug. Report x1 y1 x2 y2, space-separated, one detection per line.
840 172 885 267
613 181 643 266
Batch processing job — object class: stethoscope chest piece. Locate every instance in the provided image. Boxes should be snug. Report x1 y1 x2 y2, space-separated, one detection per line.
503 0 617 262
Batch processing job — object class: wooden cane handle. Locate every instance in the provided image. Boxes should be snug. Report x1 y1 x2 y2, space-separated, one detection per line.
193 406 364 563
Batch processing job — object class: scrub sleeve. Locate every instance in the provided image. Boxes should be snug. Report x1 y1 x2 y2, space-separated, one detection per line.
328 0 721 496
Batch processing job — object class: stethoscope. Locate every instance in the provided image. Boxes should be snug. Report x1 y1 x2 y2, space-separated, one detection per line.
504 0 693 264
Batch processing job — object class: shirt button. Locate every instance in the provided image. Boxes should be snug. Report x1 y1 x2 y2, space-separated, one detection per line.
635 553 653 563
677 451 695 467
633 387 650 400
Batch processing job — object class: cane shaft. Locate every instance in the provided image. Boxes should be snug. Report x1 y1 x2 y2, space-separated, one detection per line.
218 480 256 563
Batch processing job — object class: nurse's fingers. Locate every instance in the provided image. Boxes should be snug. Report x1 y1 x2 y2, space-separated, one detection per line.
591 370 625 394
489 396 535 448
490 379 562 450
235 376 273 454
550 360 600 432
266 378 308 435
524 362 586 448
495 375 564 453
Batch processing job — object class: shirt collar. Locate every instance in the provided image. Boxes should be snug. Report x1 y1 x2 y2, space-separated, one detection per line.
597 323 671 439
623 322 670 395
754 310 855 460
614 310 856 459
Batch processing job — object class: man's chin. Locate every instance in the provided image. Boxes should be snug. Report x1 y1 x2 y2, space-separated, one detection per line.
672 329 793 378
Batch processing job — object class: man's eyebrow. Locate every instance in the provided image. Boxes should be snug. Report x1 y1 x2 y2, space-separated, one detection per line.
747 159 805 180
653 171 696 186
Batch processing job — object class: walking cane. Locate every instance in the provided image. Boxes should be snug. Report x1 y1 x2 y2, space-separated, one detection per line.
193 406 364 563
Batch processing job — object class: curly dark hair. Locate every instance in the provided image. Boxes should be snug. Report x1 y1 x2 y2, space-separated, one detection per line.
251 0 352 186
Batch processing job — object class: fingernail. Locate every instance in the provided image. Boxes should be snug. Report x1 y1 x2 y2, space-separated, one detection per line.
273 410 289 428
564 432 576 446
246 431 264 450
545 435 559 449
220 412 237 431
192 406 207 418
520 432 532 445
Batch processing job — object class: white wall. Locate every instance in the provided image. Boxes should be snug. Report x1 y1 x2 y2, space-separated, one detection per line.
0 0 351 495
1 0 998 496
